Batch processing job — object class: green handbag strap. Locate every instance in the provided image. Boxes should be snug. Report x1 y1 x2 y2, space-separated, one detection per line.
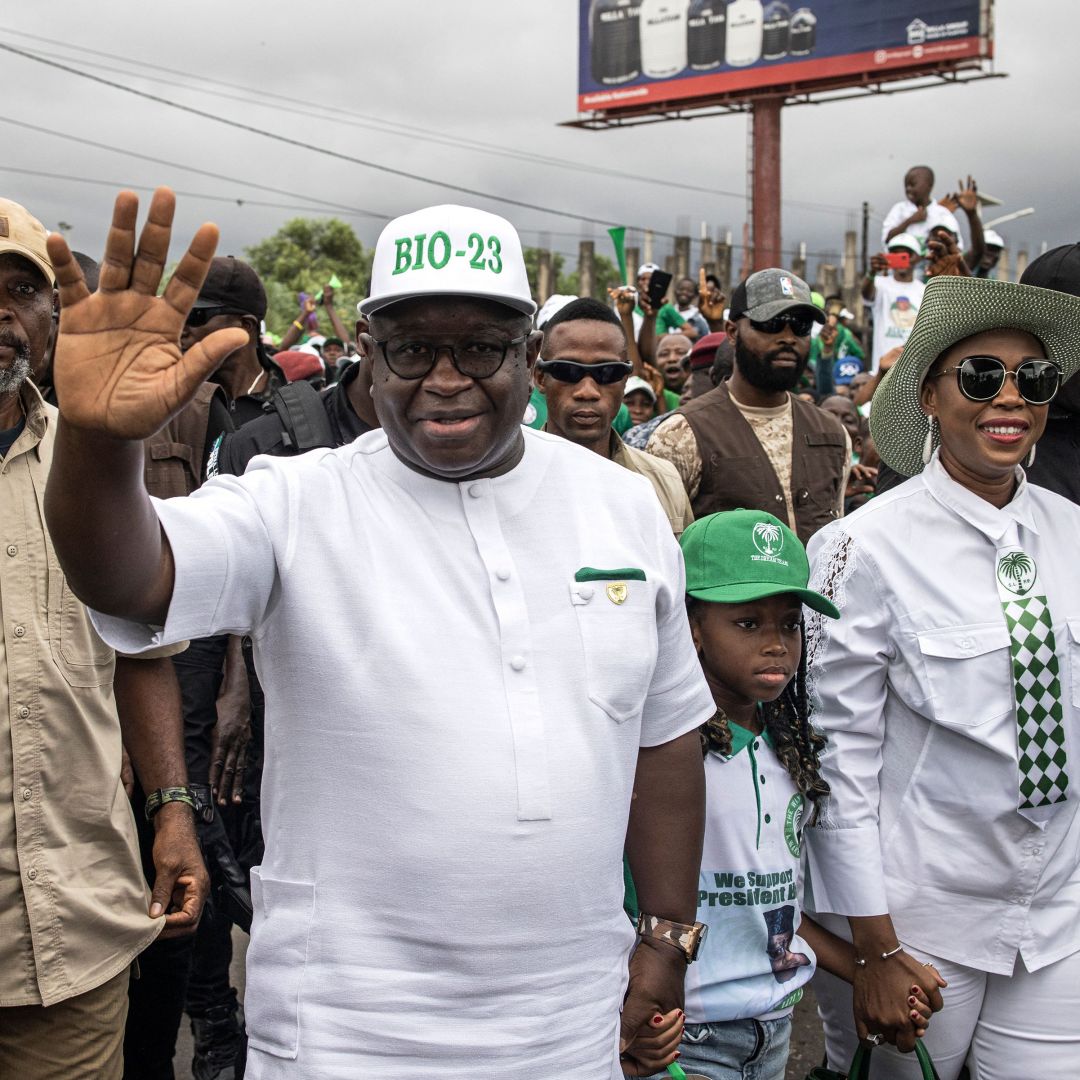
848 1039 939 1080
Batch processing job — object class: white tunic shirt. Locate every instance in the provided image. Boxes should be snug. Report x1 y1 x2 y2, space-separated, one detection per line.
802 454 1080 975
93 427 713 1079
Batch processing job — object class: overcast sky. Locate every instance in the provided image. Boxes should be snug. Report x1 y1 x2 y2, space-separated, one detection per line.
3 1 1072 290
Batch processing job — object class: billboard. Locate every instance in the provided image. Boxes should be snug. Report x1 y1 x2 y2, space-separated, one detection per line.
578 1 991 113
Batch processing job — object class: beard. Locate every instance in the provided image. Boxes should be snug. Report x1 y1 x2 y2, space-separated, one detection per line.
0 332 31 395
734 337 808 393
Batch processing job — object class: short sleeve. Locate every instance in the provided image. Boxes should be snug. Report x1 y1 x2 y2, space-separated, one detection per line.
639 502 714 748
91 462 284 654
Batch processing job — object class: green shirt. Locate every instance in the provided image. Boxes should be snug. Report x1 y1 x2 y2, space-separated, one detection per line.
634 303 686 334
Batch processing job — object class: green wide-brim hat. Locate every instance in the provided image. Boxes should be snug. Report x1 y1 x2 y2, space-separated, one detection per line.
870 276 1080 477
680 509 840 619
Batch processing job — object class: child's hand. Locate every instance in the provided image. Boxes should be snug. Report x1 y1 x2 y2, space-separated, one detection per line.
620 1007 684 1076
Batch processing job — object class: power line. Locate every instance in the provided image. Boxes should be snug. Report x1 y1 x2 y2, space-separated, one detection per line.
0 117 387 220
2 24 853 216
0 42 654 233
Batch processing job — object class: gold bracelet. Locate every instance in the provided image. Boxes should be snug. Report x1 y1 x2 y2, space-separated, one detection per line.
293 319 304 331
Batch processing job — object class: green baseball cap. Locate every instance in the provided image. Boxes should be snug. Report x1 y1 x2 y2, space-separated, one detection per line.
680 510 839 618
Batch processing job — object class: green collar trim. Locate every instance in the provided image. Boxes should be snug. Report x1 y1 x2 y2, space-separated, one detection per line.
725 715 773 758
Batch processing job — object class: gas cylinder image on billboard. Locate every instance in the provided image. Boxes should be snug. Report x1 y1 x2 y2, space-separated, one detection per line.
687 1 728 70
762 2 791 59
640 0 689 77
590 0 642 85
725 0 764 67
788 7 817 55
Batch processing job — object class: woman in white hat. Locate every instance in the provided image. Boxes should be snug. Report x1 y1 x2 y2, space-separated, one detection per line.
801 275 1080 1079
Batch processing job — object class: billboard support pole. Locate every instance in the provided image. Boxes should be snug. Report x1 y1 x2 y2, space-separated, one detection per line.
751 97 782 271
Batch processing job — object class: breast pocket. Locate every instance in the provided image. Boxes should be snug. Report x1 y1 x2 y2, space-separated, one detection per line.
916 623 1013 729
570 579 658 724
48 557 114 688
1066 620 1080 708
244 869 316 1060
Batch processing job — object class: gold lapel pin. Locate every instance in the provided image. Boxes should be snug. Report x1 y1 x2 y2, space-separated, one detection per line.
606 582 628 605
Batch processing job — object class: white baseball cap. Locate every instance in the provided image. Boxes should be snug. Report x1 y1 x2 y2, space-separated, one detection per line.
637 262 661 278
360 204 536 318
887 233 923 257
624 375 656 401
983 229 1005 249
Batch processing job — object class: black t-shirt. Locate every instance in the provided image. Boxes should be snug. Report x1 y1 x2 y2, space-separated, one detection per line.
213 361 374 477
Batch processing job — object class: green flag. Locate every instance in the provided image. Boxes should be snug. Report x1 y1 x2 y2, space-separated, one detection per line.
327 273 343 289
608 227 628 285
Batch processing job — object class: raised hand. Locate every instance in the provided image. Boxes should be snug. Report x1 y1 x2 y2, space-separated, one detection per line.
697 267 726 323
955 176 979 214
46 188 248 440
608 285 638 319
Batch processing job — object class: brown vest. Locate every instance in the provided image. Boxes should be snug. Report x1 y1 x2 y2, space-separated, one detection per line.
678 382 848 544
143 383 226 499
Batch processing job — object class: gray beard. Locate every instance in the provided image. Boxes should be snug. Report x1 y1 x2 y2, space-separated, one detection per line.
0 351 31 396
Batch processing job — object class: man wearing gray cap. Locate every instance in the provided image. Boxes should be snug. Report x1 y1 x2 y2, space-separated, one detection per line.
646 268 851 545
43 188 712 1079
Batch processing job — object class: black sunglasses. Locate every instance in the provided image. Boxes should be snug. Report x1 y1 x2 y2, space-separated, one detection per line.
748 313 814 338
536 359 633 385
929 356 1062 405
185 306 244 328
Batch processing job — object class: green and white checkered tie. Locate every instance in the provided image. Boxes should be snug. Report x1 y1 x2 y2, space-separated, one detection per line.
996 537 1069 825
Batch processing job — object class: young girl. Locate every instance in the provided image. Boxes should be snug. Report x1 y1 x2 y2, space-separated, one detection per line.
635 510 939 1080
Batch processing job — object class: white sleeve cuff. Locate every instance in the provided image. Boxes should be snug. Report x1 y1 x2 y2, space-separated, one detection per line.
803 824 889 917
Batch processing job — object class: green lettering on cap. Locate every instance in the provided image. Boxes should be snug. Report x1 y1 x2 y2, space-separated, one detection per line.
392 237 413 276
428 231 451 270
412 234 428 271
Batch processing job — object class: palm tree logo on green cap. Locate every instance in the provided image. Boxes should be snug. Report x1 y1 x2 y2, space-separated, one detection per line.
752 521 784 559
997 551 1036 596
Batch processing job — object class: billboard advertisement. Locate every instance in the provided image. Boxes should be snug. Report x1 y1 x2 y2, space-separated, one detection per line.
578 1 990 113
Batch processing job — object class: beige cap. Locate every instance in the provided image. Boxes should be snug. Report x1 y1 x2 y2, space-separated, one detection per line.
0 198 54 284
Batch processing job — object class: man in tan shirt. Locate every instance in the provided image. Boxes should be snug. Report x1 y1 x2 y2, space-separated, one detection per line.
533 297 694 536
0 199 208 1079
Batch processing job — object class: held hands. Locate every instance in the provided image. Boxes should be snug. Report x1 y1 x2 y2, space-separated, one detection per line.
853 951 946 1053
46 188 248 440
620 938 687 1075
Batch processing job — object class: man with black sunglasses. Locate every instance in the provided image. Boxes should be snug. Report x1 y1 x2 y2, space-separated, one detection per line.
182 256 284 426
646 268 851 545
535 297 693 536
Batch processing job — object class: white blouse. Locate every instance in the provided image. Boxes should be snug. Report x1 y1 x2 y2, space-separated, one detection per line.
803 453 1080 975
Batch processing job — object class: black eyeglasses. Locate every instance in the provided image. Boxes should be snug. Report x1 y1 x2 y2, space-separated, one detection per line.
185 306 244 328
929 356 1062 405
535 359 633 385
371 334 529 380
748 313 814 338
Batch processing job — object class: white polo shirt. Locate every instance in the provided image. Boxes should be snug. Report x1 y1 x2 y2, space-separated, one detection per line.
93 427 713 1079
685 723 816 1025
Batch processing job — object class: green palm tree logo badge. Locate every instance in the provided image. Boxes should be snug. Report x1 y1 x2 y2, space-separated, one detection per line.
997 551 1036 596
752 521 784 558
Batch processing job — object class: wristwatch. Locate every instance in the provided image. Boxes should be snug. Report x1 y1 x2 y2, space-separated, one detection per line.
635 913 709 964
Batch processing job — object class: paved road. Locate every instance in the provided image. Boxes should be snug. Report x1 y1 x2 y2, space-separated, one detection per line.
171 933 827 1079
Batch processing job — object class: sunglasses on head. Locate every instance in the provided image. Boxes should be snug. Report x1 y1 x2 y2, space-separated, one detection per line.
748 313 814 338
536 359 633 385
928 355 1062 405
185 306 245 328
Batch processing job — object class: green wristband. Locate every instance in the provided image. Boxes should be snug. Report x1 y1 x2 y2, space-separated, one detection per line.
144 786 197 821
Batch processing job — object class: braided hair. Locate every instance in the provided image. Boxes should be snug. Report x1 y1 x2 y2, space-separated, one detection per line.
692 603 830 808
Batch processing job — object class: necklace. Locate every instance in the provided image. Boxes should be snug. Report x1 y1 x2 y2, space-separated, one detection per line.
245 371 266 396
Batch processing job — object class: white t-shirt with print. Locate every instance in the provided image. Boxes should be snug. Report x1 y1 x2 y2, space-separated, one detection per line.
684 722 817 1024
868 275 926 370
91 427 714 1080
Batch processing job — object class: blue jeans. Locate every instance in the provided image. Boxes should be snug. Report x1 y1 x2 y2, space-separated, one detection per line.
646 1016 792 1080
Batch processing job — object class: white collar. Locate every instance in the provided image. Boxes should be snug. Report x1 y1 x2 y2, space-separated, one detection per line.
921 451 1039 543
